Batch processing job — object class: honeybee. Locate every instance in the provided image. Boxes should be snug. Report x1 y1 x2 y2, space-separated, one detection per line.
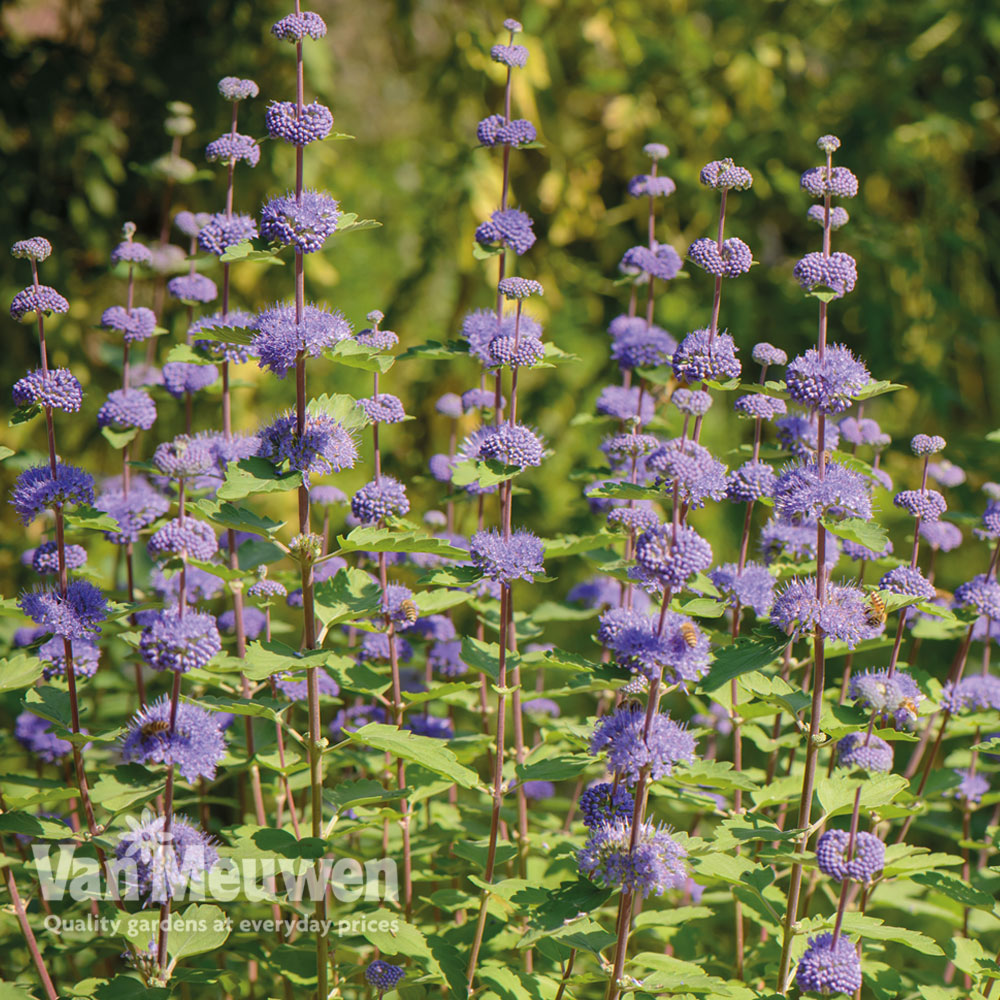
140 719 171 740
864 593 887 627
680 622 700 647
898 697 919 719
399 599 419 625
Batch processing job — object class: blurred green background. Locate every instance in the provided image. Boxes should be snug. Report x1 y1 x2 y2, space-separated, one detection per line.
1 0 999 600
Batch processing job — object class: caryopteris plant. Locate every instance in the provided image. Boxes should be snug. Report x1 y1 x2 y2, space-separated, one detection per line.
1 9 997 1000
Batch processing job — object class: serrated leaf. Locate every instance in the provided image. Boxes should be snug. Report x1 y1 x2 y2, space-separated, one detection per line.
0 653 44 692
910 870 996 908
307 391 368 431
702 629 789 691
64 505 121 534
219 241 285 265
216 457 303 501
821 516 888 552
166 904 231 962
472 242 503 260
853 380 907 401
347 724 481 788
193 499 284 538
325 338 394 373
461 636 519 682
515 751 591 782
313 567 383 627
584 482 663 501
397 339 468 362
451 457 522 488
163 343 217 366
9 403 41 427
333 525 467 559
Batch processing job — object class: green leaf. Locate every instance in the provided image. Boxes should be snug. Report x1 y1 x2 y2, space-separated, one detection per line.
629 952 735 994
166 904 231 962
853 380 908 401
821 516 889 552
64 505 121 534
90 764 163 812
240 640 338 681
0 653 43 692
347 724 482 789
450 458 522 488
515 751 591 782
472 242 503 260
910 870 996 908
584 482 663 501
308 392 369 431
0 446 15 462
216 457 303 501
199 695 285 722
335 214 381 233
163 342 217 366
397 339 468 362
325 338 394 373
326 779 408 813
23 686 72 727
333 525 468 559
9 403 41 427
540 532 613 558
702 629 789 692
460 636 519 682
313 567 383 627
840 913 944 956
193 499 284 538
219 241 285 265
0 810 73 840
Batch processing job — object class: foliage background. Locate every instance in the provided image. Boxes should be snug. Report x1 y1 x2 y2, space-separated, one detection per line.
1 0 998 602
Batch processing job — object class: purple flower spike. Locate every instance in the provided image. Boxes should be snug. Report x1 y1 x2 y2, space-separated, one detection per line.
197 213 259 256
893 489 946 522
97 388 157 431
578 819 687 897
910 433 946 456
793 251 858 298
205 133 260 168
785 345 870 413
671 330 742 384
365 960 405 993
11 237 52 261
807 204 850 229
620 243 683 281
849 669 922 729
795 933 862 996
271 10 327 41
260 190 340 254
351 477 410 523
498 276 544 299
490 43 528 67
10 285 69 320
147 518 219 562
800 165 859 199
837 733 893 773
252 303 351 378
816 829 885 883
687 236 753 278
166 274 218 304
475 208 536 255
590 706 696 783
11 463 95 524
19 580 107 640
633 524 713 592
122 697 226 782
470 528 544 583
218 77 259 101
265 101 333 146
257 412 357 479
139 607 222 673
101 305 158 342
699 159 753 191
12 368 83 413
